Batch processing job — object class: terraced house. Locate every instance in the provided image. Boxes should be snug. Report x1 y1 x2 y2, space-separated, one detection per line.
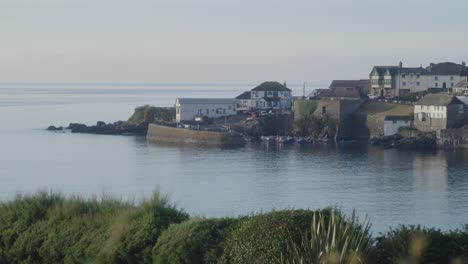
370 61 468 98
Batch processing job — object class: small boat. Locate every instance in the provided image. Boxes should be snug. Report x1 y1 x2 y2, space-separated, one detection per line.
276 136 294 143
261 136 274 142
316 137 332 143
295 137 308 144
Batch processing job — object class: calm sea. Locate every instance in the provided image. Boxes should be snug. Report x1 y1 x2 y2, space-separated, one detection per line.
1 83 468 233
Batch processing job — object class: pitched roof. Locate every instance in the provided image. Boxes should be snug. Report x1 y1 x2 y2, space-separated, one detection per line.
416 94 465 106
371 66 400 76
251 82 291 92
329 80 366 89
235 91 251 99
455 79 468 88
400 67 429 75
176 98 235 104
384 115 414 121
427 62 467 75
307 89 332 98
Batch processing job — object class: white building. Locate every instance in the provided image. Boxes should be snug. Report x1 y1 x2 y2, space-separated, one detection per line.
427 62 468 90
370 61 468 98
235 91 256 112
250 81 293 110
175 98 236 122
384 116 413 136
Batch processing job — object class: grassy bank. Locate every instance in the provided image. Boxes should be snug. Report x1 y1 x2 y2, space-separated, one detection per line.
1 192 467 263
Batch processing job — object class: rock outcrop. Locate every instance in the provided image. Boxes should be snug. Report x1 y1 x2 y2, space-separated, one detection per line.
370 132 437 150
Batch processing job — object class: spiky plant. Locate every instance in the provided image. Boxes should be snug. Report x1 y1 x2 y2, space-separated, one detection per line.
281 209 373 264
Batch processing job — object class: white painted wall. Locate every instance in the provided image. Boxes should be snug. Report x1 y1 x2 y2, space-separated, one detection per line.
429 75 464 89
235 99 256 111
396 74 430 94
384 120 412 136
414 105 447 120
176 101 236 122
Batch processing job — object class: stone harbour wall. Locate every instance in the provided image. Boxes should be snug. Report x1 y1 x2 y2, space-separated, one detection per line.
439 127 468 148
146 124 245 146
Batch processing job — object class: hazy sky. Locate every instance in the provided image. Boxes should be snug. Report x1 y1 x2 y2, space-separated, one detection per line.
1 0 467 85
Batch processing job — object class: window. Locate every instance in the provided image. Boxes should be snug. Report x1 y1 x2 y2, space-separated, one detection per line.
223 109 226 114
451 83 454 87
420 105 423 110
176 108 180 114
435 76 439 81
435 83 439 87
393 120 397 124
416 82 420 86
206 109 209 115
322 106 326 114
385 79 391 85
252 91 257 97
402 82 406 86
402 74 406 78
417 74 420 78
451 76 454 80
267 91 272 96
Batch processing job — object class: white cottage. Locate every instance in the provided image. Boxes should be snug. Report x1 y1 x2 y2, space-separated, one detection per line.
175 98 236 122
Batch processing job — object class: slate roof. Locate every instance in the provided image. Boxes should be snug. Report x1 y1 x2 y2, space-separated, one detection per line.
235 91 251 99
251 82 291 92
176 98 235 104
329 80 368 89
371 66 428 76
307 89 332 98
384 115 414 121
371 66 400 76
400 67 429 75
426 62 468 76
416 94 465 106
455 79 468 88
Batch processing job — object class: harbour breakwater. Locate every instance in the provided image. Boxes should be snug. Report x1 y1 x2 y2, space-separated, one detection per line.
146 124 245 146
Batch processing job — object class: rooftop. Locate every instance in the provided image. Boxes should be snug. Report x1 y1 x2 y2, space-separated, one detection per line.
427 62 468 76
455 79 468 88
416 94 465 106
176 98 235 105
251 81 291 92
384 115 414 121
235 91 251 99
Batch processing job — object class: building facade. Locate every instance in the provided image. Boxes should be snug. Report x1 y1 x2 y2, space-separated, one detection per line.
250 82 293 110
413 94 467 134
235 91 255 112
175 98 236 122
370 61 468 98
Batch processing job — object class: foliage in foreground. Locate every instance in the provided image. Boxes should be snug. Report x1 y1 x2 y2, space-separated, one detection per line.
282 210 372 264
1 192 468 264
0 192 188 264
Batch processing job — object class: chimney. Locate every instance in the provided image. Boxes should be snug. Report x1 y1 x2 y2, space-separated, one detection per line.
463 61 466 67
283 81 287 87
399 61 403 68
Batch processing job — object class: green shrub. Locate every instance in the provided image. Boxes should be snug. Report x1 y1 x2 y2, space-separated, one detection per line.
0 191 188 264
373 225 468 264
282 209 373 264
128 105 176 125
220 210 315 263
153 218 238 264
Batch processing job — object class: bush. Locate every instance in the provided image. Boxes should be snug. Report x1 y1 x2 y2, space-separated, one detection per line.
373 225 468 263
282 209 373 264
220 210 315 263
0 191 188 263
153 218 238 264
128 105 176 125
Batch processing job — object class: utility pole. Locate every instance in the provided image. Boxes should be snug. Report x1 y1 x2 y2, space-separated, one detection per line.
303 82 306 98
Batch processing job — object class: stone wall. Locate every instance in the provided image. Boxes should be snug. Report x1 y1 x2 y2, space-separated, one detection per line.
146 124 245 146
352 113 385 139
439 127 468 148
414 117 447 136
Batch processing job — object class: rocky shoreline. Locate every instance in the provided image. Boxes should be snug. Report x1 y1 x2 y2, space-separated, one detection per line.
370 133 437 150
47 121 148 136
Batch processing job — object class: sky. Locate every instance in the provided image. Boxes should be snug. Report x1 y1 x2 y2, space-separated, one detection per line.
0 0 467 86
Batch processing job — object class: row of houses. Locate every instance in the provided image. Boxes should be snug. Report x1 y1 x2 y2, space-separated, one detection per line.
370 61 468 97
307 61 468 101
175 82 293 122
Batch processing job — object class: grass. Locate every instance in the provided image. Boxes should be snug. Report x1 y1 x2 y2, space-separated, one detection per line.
0 192 467 263
357 101 414 116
